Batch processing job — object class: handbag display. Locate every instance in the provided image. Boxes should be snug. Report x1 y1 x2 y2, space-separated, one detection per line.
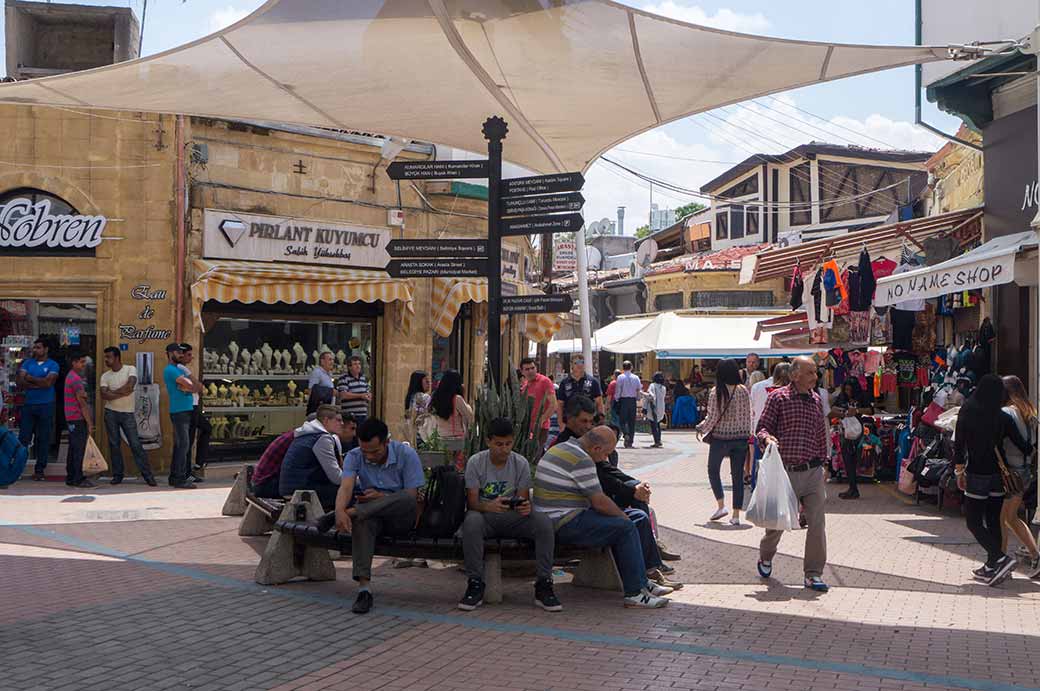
994 445 1024 497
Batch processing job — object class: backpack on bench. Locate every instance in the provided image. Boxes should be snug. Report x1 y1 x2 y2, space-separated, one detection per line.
417 466 466 539
0 426 28 486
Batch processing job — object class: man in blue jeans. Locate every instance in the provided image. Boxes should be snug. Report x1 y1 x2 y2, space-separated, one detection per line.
17 337 59 481
163 343 196 489
534 425 672 608
100 347 156 486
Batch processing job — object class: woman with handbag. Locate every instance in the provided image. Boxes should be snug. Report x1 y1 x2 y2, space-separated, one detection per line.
954 374 1033 586
427 369 474 443
404 371 432 445
1000 375 1040 577
696 359 752 525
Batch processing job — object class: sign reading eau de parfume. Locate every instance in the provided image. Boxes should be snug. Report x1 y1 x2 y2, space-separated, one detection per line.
203 209 391 269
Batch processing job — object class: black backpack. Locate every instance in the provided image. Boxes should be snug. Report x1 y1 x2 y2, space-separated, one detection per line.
417 466 467 538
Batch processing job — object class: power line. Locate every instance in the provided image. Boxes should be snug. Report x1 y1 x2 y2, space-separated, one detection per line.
762 95 901 149
612 149 740 165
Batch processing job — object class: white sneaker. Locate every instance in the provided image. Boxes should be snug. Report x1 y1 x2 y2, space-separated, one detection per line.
1026 557 1040 579
709 507 729 521
648 581 674 596
729 516 741 526
624 588 670 608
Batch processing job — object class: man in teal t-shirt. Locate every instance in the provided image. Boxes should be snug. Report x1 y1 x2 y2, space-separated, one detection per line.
163 343 197 488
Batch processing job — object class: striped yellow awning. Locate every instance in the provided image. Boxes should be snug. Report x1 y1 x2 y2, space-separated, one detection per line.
431 277 564 343
191 259 414 331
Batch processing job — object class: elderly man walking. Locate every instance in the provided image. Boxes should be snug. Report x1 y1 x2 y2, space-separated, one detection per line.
755 356 830 592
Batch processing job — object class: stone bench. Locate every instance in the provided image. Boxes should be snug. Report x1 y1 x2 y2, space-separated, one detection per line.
255 491 623 604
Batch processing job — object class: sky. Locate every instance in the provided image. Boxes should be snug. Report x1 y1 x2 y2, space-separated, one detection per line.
0 0 978 234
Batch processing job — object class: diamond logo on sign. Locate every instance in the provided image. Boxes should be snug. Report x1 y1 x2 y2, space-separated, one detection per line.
219 219 247 248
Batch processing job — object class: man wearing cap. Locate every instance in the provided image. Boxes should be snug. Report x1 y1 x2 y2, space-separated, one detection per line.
163 343 198 488
555 355 603 425
179 343 211 482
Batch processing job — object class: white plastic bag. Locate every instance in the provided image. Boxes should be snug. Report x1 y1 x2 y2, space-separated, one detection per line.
745 443 800 531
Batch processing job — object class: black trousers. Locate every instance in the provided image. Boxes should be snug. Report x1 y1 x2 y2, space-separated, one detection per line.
841 439 859 493
188 405 212 469
617 398 637 446
965 495 1005 566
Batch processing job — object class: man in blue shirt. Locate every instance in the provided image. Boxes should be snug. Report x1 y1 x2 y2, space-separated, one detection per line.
614 361 642 449
335 417 424 614
163 343 198 488
17 338 60 480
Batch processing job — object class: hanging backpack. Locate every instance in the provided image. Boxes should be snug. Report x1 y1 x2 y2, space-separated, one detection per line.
0 426 29 486
417 466 467 539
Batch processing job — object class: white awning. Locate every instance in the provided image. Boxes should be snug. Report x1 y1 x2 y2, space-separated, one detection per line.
547 315 655 354
875 231 1039 307
602 312 814 358
0 0 951 174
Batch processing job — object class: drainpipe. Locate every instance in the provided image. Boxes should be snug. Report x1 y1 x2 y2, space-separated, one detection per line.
175 115 187 341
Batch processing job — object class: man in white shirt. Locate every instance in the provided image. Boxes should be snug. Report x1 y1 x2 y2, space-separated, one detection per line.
751 362 791 429
100 347 155 486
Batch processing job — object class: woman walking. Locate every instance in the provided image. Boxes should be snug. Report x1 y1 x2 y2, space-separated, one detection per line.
954 374 1033 586
1000 375 1040 577
697 359 752 525
428 369 474 442
643 372 667 448
403 370 432 444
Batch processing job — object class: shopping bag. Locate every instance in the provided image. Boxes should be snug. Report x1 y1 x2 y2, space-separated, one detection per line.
897 456 917 495
83 436 108 475
745 443 800 531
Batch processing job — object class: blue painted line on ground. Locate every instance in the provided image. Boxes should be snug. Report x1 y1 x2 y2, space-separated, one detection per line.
5 523 1040 691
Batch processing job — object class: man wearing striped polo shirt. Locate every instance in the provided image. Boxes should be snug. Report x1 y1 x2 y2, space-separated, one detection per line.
336 355 370 424
534 425 671 609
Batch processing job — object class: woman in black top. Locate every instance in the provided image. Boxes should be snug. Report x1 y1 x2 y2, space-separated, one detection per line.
954 374 1032 586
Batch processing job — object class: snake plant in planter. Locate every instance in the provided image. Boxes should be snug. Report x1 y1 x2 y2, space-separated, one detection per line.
464 368 549 465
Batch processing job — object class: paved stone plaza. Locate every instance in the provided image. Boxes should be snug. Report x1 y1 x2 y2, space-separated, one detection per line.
1 430 1038 691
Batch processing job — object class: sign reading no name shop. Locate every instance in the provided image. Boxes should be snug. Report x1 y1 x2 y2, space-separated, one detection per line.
875 252 1016 307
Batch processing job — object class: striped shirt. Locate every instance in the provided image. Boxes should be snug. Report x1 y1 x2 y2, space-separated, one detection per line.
64 370 86 421
336 373 369 418
533 440 602 528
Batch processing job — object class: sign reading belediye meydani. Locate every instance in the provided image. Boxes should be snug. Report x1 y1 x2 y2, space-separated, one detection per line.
203 209 391 269
0 196 107 249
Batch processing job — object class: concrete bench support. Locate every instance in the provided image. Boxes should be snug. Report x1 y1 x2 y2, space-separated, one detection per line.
484 552 503 604
239 499 278 536
255 491 335 586
571 548 623 592
222 465 252 516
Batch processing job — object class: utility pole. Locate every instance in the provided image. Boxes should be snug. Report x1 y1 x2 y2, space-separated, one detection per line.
483 116 508 388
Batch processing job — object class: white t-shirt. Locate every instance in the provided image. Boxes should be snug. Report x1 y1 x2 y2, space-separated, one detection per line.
100 365 138 413
750 376 774 429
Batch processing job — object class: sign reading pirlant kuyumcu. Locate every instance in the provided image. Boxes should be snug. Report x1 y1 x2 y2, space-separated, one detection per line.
203 209 390 269
0 196 107 248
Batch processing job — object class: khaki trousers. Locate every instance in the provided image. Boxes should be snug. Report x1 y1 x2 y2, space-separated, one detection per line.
759 465 827 578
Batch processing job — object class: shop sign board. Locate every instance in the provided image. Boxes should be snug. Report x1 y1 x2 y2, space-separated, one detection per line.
501 293 573 315
554 241 577 272
204 209 390 269
0 196 107 249
875 248 1020 307
501 244 521 282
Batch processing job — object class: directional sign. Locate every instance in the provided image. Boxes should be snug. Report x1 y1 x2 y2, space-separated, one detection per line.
386 238 488 258
502 192 584 217
501 213 583 237
502 172 585 198
386 258 488 278
386 159 489 180
501 294 574 315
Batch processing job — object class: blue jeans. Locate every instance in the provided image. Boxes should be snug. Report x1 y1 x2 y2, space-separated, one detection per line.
556 509 648 596
624 507 662 570
617 398 637 446
104 409 154 481
20 403 54 474
66 420 88 485
708 438 748 510
169 411 193 485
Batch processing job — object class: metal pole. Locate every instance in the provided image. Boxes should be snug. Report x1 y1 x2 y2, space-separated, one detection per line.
576 223 594 372
483 116 508 388
1033 21 1040 404
537 233 552 372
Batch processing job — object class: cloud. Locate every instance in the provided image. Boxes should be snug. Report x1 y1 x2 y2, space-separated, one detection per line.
635 2 771 33
210 6 251 32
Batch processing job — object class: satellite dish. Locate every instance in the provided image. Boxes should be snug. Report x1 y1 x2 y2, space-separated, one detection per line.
636 238 658 268
586 245 602 270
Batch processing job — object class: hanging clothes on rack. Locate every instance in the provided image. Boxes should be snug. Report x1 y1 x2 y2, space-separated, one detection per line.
790 264 804 310
807 267 833 330
847 248 876 312
822 259 846 307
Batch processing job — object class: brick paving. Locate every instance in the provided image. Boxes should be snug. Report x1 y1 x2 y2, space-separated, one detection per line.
1 430 1038 690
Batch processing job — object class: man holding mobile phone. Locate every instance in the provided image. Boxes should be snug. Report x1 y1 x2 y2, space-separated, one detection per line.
458 417 560 613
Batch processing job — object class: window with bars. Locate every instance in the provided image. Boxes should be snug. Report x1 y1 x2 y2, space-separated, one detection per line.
690 291 775 308
654 292 684 311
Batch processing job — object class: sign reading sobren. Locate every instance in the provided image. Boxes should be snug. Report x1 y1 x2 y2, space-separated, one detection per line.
0 197 107 248
203 209 390 269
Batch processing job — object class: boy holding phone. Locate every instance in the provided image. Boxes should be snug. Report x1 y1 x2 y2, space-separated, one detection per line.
459 417 561 612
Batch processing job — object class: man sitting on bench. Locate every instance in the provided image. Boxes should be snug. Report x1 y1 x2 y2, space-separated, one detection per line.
535 426 672 609
550 394 596 448
278 405 344 510
335 417 424 614
254 412 359 500
459 417 561 612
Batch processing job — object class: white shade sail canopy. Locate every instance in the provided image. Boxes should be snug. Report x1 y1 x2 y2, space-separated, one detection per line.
0 0 950 174
602 312 813 358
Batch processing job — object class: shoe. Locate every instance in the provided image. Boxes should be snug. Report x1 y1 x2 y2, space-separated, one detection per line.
838 491 860 500
657 562 676 575
534 578 563 612
651 443 663 448
32 472 44 481
110 476 123 485
656 540 681 561
647 581 674 596
804 576 829 592
144 477 158 487
709 507 729 521
458 577 485 611
352 590 373 614
757 560 772 579
623 588 669 608
798 514 808 529
729 516 741 527
188 473 205 484
988 556 1017 587
1026 558 1040 580
1013 547 1032 559
74 479 96 488
171 481 196 489
973 565 996 581
647 568 683 590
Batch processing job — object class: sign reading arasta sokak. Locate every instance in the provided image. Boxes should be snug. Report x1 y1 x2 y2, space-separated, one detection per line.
203 209 390 269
